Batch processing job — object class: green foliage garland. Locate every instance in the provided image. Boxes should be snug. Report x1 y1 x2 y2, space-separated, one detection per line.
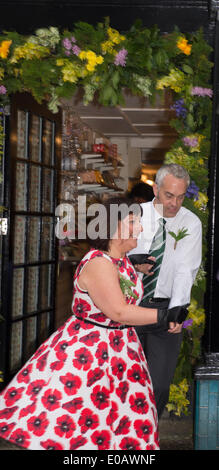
0 20 213 414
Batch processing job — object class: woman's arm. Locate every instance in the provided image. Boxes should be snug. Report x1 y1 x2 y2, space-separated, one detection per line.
78 257 157 326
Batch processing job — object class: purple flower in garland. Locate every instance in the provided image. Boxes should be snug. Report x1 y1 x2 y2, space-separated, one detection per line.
114 48 128 67
183 319 193 329
191 87 213 98
0 85 7 95
183 136 199 148
72 45 81 56
186 180 199 200
63 37 81 56
63 38 72 50
171 98 187 119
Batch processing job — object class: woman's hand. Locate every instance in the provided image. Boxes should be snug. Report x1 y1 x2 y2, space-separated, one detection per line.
135 257 156 276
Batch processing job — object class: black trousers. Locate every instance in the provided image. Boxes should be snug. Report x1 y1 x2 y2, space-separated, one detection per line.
135 325 182 418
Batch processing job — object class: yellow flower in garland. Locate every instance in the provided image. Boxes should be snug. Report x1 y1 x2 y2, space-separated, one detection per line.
79 50 103 73
167 379 190 416
194 191 208 210
107 27 126 44
10 42 50 63
177 37 192 55
187 299 205 327
156 68 185 93
0 40 12 59
101 40 115 55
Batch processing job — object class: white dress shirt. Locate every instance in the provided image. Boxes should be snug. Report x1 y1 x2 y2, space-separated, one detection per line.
129 200 202 308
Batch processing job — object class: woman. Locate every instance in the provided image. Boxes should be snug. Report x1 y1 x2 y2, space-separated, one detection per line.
0 197 186 450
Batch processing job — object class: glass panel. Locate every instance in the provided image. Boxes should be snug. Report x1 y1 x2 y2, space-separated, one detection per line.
29 164 41 212
42 168 54 213
24 316 37 360
12 269 24 318
13 216 26 264
29 114 41 162
17 110 28 159
10 321 22 371
40 265 52 309
39 312 51 344
27 266 39 313
41 217 53 261
27 217 40 263
43 120 53 165
15 162 27 211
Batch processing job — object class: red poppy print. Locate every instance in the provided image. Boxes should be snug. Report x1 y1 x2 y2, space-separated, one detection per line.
127 364 147 386
116 381 129 404
90 312 106 323
31 343 47 360
119 437 141 450
41 389 62 411
27 380 46 400
72 298 91 318
17 364 33 384
60 372 82 396
4 386 24 407
91 430 111 450
95 342 108 366
91 385 110 410
0 422 15 438
62 397 83 414
69 435 87 450
127 328 138 342
40 439 64 450
54 414 76 438
50 331 63 348
79 331 100 346
50 360 65 371
27 411 49 437
111 357 127 380
10 428 31 448
87 368 104 387
78 408 99 434
109 331 125 352
115 416 131 435
0 406 18 419
149 387 156 406
126 266 138 284
36 351 49 371
73 347 93 371
106 401 119 426
134 419 153 442
19 400 36 419
127 346 141 363
67 319 81 336
129 392 149 415
55 337 77 361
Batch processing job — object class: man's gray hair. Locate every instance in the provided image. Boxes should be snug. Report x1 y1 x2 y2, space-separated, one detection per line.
155 163 190 189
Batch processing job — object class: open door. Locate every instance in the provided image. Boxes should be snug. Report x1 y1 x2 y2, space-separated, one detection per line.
0 93 62 386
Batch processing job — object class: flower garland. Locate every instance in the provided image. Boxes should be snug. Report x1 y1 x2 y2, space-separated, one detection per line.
0 20 213 414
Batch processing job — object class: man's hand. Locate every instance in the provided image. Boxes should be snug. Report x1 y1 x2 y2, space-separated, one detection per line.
168 322 183 334
135 257 156 276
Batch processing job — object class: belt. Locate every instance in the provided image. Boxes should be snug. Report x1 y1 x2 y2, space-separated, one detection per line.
73 315 129 330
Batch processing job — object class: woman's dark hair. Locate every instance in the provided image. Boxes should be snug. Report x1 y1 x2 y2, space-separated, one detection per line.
128 182 154 202
86 196 142 251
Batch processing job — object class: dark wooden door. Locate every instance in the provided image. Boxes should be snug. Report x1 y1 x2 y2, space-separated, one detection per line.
0 93 62 386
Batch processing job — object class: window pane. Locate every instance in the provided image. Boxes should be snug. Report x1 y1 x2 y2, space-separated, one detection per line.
24 316 37 361
27 217 40 263
29 165 41 212
40 265 52 309
10 321 22 372
29 114 41 162
27 266 39 313
41 217 53 261
43 120 54 165
12 269 24 318
42 168 54 213
17 110 28 160
15 162 27 211
39 312 51 344
13 216 26 264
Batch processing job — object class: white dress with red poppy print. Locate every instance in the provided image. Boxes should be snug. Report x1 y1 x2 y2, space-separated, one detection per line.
0 249 159 450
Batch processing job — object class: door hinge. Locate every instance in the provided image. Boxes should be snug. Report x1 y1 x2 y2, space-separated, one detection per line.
0 218 8 235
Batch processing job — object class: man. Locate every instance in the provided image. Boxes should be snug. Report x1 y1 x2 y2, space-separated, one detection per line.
129 163 202 418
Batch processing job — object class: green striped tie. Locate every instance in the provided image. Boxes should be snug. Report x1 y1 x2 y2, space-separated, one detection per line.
141 218 166 301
